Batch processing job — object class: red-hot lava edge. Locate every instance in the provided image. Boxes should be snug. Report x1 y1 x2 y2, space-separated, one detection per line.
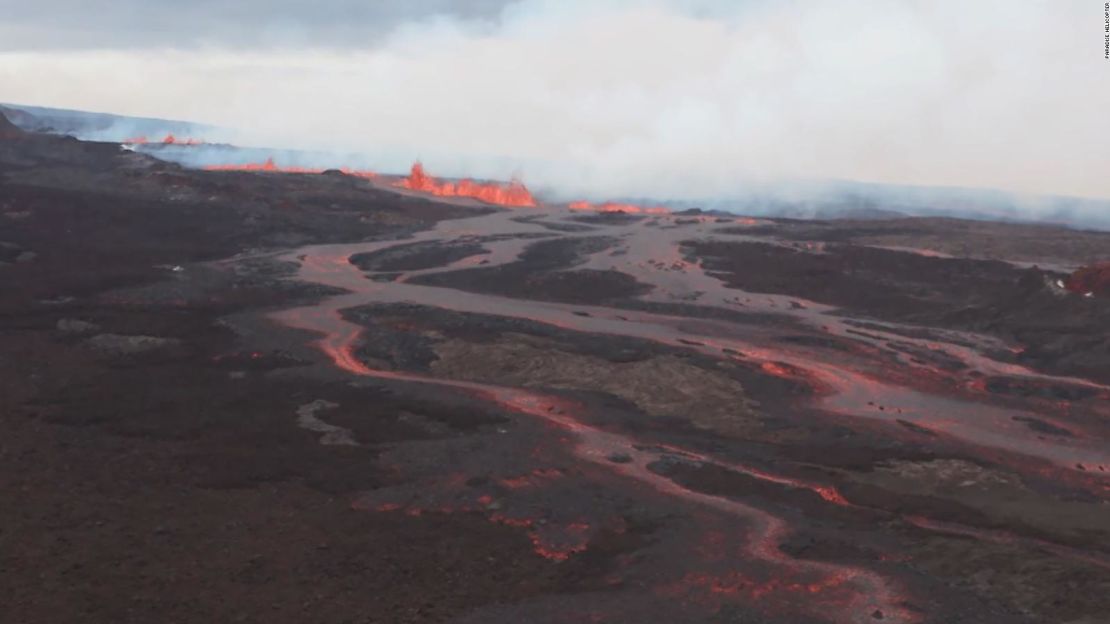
261 206 1109 622
278 211 1110 482
397 161 538 207
203 157 379 179
270 284 917 622
202 158 675 214
394 161 674 214
124 133 203 145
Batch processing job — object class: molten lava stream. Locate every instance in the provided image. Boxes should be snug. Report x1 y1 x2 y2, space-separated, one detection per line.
265 208 1110 621
279 308 914 621
568 200 670 215
284 213 1110 484
268 241 918 624
202 157 377 178
123 133 203 145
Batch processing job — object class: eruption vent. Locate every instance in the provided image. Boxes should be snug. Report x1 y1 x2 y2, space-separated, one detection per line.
396 161 537 208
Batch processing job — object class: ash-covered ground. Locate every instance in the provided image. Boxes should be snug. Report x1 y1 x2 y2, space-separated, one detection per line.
2 114 1109 624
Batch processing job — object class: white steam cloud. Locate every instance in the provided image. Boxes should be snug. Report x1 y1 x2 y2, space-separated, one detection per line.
0 0 1105 208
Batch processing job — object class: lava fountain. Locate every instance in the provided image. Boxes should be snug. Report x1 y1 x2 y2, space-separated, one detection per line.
396 161 537 208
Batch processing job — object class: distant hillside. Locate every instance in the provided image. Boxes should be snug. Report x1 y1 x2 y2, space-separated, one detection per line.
0 103 217 142
0 110 27 139
5 102 1108 231
613 181 1110 231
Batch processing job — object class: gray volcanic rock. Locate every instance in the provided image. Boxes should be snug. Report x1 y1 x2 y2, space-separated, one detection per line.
85 333 181 355
56 318 101 334
0 241 35 264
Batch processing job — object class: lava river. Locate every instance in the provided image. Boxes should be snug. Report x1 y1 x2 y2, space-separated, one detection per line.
260 205 1110 623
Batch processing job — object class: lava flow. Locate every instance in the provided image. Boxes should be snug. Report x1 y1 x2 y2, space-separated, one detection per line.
257 205 1109 623
396 161 537 207
123 133 202 145
269 220 924 624
568 200 670 215
203 157 377 178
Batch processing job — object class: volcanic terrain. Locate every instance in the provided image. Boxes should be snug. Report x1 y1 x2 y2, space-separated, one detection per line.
2 113 1109 624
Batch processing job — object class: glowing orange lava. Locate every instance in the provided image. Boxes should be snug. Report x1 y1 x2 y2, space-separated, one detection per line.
202 157 377 178
568 200 669 215
123 133 203 146
396 161 537 208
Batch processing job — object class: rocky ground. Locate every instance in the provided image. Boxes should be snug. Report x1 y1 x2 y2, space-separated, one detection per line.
1 116 575 624
2 113 1109 624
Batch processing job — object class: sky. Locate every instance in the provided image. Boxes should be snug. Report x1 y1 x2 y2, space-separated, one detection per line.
0 0 1105 203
